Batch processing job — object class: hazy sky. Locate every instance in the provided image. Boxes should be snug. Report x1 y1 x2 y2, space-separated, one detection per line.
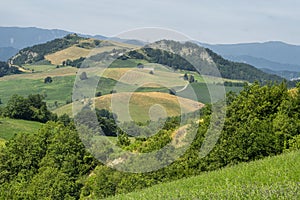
1 0 300 44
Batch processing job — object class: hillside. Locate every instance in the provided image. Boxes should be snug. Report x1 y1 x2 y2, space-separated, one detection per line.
6 35 285 84
0 117 42 140
109 151 300 199
54 92 204 122
9 34 86 65
144 40 285 83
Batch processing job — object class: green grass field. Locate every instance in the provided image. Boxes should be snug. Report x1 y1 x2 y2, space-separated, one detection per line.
0 118 42 140
23 64 58 72
176 82 243 104
0 64 244 114
108 151 300 200
0 75 76 109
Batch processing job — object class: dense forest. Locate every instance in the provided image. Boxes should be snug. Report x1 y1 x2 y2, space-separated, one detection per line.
0 82 300 199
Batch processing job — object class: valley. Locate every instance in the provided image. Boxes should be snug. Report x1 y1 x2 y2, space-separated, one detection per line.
0 33 299 199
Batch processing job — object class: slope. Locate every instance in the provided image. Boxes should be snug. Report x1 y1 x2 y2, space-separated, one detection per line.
54 92 204 122
108 150 300 200
0 117 42 140
144 40 285 83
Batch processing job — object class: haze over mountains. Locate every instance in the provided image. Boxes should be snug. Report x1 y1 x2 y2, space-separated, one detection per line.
1 26 300 79
200 42 300 79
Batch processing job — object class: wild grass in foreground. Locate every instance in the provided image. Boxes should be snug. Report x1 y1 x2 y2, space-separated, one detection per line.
108 151 300 200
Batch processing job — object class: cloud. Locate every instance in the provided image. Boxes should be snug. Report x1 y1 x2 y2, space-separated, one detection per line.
1 0 300 44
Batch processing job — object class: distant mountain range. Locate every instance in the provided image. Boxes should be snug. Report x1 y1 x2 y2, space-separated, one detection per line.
0 27 145 61
1 27 300 80
199 41 300 79
0 47 19 61
0 27 71 49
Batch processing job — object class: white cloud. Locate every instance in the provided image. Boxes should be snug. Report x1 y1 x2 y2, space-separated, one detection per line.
1 0 300 44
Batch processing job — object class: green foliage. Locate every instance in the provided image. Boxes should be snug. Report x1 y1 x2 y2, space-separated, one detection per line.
74 108 118 137
210 82 290 165
127 48 194 71
65 57 86 68
3 94 56 122
0 122 97 199
1 82 300 199
44 76 53 83
108 151 300 200
0 61 21 77
205 48 285 84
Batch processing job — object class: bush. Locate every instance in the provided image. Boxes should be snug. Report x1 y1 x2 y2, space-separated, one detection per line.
44 76 52 83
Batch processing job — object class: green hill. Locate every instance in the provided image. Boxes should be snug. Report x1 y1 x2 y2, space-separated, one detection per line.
108 151 300 200
0 117 42 140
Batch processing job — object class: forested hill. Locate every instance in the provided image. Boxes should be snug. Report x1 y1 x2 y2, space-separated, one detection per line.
9 34 86 66
205 48 285 83
145 40 285 83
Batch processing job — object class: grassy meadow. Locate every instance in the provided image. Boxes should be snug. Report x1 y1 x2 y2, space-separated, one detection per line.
108 151 300 200
0 118 42 140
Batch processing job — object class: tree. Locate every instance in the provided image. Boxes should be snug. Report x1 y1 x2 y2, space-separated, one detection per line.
80 72 88 80
183 73 188 80
95 91 102 97
4 94 33 120
4 94 55 122
137 63 144 69
44 76 52 83
188 75 195 83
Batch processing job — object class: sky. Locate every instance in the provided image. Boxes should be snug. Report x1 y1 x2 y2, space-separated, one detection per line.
1 0 300 44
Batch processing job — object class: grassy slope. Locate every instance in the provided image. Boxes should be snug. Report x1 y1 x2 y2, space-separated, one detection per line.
0 74 76 109
45 39 138 65
55 92 204 122
0 118 42 140
109 151 300 200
